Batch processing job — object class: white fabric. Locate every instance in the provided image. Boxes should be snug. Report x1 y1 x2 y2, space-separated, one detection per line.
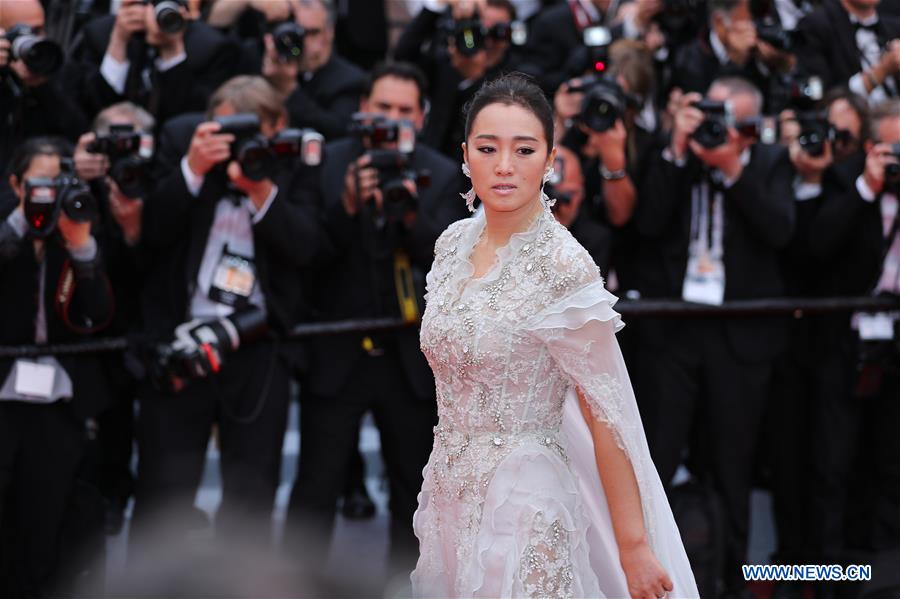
412 206 698 597
100 53 129 95
154 51 186 72
847 14 894 103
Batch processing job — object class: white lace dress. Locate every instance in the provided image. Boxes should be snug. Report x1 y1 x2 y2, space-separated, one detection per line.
411 206 699 598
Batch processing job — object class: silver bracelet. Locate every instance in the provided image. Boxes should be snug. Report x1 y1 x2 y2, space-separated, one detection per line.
600 164 627 181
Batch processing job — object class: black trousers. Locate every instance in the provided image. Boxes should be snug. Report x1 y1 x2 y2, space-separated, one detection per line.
130 341 290 557
0 401 86 598
638 321 772 592
287 346 436 580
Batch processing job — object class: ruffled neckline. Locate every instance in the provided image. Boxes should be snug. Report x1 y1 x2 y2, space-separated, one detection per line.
458 204 555 295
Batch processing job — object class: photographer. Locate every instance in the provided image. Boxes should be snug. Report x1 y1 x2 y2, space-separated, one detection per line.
394 0 522 158
71 0 239 127
0 0 89 173
806 98 900 580
72 101 156 533
796 0 900 104
670 0 773 96
520 0 625 94
634 77 795 598
556 40 663 291
128 75 325 559
0 137 113 596
260 0 367 139
285 61 466 587
764 89 868 592
550 144 613 271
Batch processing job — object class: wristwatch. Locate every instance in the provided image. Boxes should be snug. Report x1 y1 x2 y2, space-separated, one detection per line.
600 164 627 181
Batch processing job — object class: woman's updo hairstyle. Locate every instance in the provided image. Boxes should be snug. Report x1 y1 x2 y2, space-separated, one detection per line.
464 72 554 154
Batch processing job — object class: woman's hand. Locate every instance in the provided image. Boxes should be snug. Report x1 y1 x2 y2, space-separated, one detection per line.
620 541 674 599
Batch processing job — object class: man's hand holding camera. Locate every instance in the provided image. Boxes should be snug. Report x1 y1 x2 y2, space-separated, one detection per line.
670 92 705 162
867 40 900 92
108 0 147 63
342 154 382 217
187 121 234 176
862 143 900 196
0 27 47 87
584 119 628 174
74 133 111 181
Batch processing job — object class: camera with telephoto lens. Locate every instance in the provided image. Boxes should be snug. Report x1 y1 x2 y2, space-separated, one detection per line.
690 99 735 149
443 12 516 57
149 308 268 392
140 0 187 34
23 159 95 239
568 75 639 133
350 113 429 220
87 124 153 198
364 149 432 222
769 72 824 112
794 112 835 157
755 18 793 52
885 144 900 191
213 113 324 180
4 24 64 77
269 19 305 60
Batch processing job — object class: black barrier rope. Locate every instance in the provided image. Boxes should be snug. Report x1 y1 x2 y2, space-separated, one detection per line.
2 296 899 359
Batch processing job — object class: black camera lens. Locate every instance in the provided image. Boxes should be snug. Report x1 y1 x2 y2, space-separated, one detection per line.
693 119 728 149
154 0 186 34
271 21 305 60
453 20 485 57
7 26 63 76
111 156 152 198
237 138 271 181
60 182 96 223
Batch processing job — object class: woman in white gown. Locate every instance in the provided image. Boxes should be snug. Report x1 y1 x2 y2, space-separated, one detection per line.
410 74 699 598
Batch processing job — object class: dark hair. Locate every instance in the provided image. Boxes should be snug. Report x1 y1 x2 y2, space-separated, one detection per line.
820 87 870 141
364 61 428 110
464 73 554 153
7 137 72 182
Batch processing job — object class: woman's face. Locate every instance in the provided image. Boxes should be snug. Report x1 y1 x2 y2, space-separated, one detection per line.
463 102 555 215
11 153 61 201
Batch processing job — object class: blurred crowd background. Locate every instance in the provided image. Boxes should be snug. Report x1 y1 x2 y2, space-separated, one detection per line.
1 0 900 597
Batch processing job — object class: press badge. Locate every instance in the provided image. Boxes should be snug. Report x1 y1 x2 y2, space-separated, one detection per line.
209 247 256 308
682 252 725 306
13 360 57 401
858 312 895 341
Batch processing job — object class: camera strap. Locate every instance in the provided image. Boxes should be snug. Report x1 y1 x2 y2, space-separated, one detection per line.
393 250 420 323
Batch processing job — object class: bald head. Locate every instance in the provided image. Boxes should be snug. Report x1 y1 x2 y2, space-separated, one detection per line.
0 0 45 31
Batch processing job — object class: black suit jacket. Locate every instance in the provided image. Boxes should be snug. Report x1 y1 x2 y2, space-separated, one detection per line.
670 31 770 96
0 201 115 418
140 114 325 356
284 55 367 140
633 143 796 361
70 16 239 127
519 2 624 94
795 0 900 94
305 138 468 399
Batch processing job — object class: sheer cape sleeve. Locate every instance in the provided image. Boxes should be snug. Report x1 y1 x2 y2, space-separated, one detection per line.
524 248 699 598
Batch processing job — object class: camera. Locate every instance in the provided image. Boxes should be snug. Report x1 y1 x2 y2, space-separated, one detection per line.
349 113 417 153
87 124 153 198
885 144 900 190
350 114 429 220
755 18 793 52
691 99 735 149
794 112 834 157
364 149 431 221
444 12 517 57
142 0 187 34
214 113 324 180
569 75 638 132
23 159 95 238
269 19 305 60
149 308 268 392
769 72 824 112
4 24 64 77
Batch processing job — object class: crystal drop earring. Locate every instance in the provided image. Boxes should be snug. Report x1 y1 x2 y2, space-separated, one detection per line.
460 163 476 213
